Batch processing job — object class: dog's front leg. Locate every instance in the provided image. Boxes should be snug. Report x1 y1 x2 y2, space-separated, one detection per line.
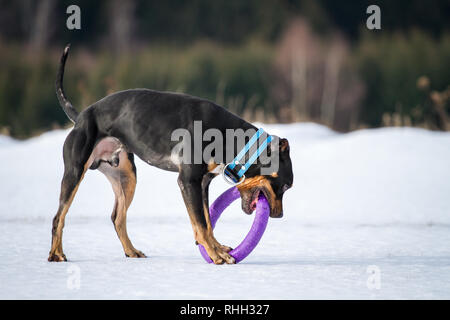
178 171 235 264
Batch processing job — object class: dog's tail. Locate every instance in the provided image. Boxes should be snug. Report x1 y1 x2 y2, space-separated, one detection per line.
56 44 78 123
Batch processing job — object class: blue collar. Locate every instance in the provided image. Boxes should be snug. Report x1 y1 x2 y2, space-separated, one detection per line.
223 128 273 185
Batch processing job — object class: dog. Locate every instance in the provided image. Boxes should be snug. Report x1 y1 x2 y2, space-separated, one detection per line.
48 45 293 264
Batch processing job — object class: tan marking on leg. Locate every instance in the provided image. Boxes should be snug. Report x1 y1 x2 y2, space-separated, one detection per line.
99 151 145 258
178 173 234 264
181 197 233 264
49 163 88 261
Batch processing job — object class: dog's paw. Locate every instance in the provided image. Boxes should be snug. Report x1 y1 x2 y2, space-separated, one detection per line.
125 249 146 258
48 253 67 262
220 244 233 253
210 245 235 265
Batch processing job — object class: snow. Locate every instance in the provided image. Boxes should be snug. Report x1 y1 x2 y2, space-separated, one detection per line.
1 123 450 299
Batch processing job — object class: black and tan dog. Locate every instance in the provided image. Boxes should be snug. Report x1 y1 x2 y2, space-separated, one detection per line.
48 45 293 264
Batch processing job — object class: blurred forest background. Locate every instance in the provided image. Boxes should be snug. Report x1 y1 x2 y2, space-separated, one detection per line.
0 0 449 138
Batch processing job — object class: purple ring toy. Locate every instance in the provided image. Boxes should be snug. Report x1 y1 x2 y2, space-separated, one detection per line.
198 186 270 263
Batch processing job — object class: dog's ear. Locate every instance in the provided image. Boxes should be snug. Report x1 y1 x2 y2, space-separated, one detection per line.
279 138 289 153
267 136 289 158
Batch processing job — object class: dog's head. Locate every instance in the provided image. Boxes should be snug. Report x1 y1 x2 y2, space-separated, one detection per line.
237 138 293 218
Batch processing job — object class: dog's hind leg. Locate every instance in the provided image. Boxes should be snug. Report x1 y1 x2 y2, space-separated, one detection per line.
48 128 93 262
97 149 145 258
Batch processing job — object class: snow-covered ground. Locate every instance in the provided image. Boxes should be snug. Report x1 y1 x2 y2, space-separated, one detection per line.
1 123 450 299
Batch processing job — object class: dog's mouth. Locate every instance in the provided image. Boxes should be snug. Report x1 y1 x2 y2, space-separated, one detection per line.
241 187 270 215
